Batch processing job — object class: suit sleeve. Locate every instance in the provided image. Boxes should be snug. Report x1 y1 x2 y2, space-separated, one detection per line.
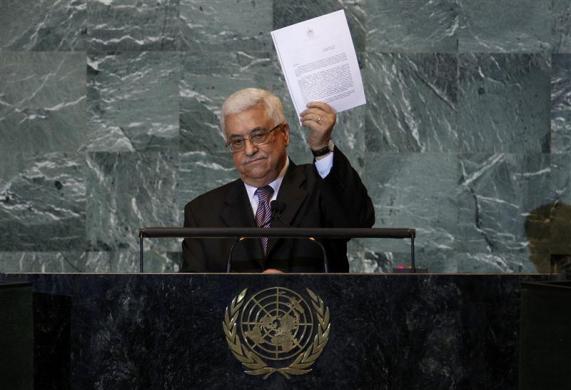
180 202 208 272
319 148 375 228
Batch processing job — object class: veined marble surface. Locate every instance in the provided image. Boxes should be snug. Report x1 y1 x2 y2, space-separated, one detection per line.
458 0 553 53
87 0 179 51
1 1 571 273
87 51 180 152
365 53 458 152
0 153 86 251
365 153 460 253
456 153 554 272
0 0 86 51
457 53 550 153
367 0 459 53
553 0 571 53
180 0 273 53
86 151 179 253
0 52 86 154
552 54 571 153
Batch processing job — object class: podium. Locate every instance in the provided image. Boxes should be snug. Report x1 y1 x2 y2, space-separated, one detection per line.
0 273 551 390
0 281 33 390
519 281 571 390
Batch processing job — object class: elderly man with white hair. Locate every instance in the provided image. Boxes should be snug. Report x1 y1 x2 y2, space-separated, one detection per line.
181 88 374 273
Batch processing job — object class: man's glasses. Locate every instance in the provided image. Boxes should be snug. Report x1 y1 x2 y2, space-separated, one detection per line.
226 123 284 153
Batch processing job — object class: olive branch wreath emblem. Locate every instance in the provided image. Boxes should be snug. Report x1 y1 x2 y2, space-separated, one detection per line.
222 288 331 379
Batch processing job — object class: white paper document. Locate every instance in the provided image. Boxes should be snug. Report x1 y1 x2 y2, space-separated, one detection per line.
271 10 366 117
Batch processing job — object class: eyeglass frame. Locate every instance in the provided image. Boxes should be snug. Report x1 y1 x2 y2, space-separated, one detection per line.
225 123 285 153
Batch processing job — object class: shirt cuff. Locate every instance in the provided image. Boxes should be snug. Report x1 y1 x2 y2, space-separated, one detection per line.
314 151 334 178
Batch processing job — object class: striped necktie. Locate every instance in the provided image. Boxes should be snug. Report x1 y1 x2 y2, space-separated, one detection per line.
255 185 274 253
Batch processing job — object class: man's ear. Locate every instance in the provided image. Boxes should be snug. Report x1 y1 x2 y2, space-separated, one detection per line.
283 123 290 146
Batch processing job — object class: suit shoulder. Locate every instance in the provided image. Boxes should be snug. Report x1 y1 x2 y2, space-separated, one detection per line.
184 179 241 211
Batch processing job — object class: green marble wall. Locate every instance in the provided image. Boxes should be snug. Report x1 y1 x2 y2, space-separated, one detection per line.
1 0 570 273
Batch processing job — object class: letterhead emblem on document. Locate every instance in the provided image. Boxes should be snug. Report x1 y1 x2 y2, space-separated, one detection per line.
223 287 331 379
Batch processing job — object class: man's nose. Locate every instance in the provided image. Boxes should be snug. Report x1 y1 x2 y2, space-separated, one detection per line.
243 138 258 156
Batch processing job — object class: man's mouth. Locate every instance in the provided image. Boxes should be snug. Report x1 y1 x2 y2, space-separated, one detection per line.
244 157 265 165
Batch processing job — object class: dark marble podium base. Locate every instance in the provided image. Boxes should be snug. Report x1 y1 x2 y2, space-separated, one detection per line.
0 281 33 390
0 273 550 390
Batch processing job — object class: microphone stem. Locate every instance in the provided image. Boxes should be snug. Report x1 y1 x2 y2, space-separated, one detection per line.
309 237 328 273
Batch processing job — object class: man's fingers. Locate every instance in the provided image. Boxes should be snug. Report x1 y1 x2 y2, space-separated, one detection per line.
300 112 331 128
305 101 336 114
299 105 335 127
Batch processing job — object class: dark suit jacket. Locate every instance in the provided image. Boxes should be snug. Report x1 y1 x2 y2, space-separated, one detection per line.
181 148 375 273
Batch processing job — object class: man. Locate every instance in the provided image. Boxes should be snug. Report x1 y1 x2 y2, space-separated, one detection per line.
181 88 374 273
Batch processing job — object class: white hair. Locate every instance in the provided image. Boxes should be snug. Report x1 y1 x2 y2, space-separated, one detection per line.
220 88 286 131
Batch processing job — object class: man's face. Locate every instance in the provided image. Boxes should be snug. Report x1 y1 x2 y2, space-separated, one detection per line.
224 104 289 187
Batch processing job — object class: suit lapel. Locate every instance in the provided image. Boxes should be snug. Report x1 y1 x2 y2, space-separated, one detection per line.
267 162 307 255
221 179 255 227
221 180 265 263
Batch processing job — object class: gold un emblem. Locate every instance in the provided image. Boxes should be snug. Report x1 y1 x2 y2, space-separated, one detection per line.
223 287 331 379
